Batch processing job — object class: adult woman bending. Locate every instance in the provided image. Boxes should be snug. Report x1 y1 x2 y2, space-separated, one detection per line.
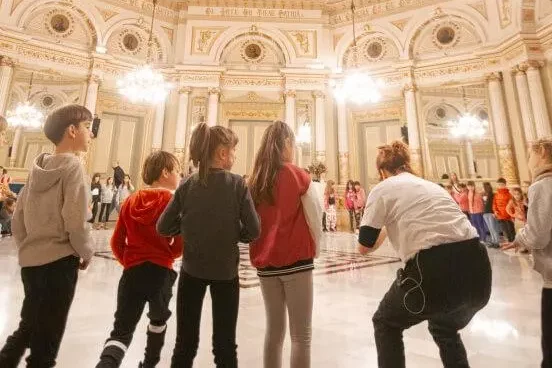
358 141 492 368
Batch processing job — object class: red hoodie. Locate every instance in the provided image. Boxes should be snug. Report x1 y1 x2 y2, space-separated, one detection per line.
493 187 512 221
111 189 183 270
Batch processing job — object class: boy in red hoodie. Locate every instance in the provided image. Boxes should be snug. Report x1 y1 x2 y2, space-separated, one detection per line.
493 177 516 242
96 151 183 368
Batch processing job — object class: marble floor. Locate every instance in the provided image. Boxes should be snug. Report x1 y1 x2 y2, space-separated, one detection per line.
0 230 544 367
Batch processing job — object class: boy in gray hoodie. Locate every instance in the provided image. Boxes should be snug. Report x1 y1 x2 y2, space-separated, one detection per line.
0 104 94 368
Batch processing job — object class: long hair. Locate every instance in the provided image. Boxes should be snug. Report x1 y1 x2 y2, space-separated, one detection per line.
249 121 295 205
483 182 493 196
189 123 238 186
376 141 413 176
325 180 335 196
345 179 354 191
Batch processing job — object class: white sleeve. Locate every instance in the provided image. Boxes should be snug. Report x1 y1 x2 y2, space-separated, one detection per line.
361 185 387 229
516 182 552 250
301 182 324 257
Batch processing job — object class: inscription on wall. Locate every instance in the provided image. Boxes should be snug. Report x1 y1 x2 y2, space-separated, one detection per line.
188 6 322 20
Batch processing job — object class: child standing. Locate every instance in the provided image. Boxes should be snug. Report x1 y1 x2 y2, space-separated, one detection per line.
482 182 501 248
353 181 366 231
324 180 337 232
248 121 317 368
0 104 94 367
467 181 487 241
344 180 355 232
493 177 516 242
115 174 135 211
99 177 115 229
455 183 470 217
157 123 260 368
96 151 183 368
507 187 528 233
89 173 102 226
0 197 16 236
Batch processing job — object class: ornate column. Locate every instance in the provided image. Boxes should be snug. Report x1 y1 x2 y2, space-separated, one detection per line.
0 56 15 115
313 91 326 164
514 66 537 143
337 100 349 184
464 140 476 178
152 102 165 151
284 90 296 130
207 88 220 127
84 75 100 114
487 73 519 184
403 84 424 176
526 61 552 139
174 87 191 167
9 127 22 167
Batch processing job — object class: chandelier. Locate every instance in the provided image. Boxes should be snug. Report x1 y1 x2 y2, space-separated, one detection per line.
117 0 172 104
7 72 44 130
448 87 488 139
332 1 382 105
297 121 311 145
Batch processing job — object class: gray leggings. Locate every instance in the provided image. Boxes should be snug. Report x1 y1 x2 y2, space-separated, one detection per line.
260 270 313 368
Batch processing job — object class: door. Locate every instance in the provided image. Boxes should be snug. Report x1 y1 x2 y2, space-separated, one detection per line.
228 120 272 176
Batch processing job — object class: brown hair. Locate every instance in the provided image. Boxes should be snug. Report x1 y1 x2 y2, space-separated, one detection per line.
531 139 552 162
142 150 179 186
511 187 526 206
43 104 92 145
325 180 336 196
467 180 475 187
189 123 238 186
376 141 413 176
4 197 15 207
249 121 295 205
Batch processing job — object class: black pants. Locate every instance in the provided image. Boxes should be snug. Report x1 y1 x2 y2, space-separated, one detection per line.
372 238 492 368
171 272 239 368
97 262 177 368
498 219 516 242
542 288 552 368
89 200 100 223
99 203 111 223
348 210 355 232
0 256 79 368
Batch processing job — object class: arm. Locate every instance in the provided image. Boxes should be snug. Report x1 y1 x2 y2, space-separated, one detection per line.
358 227 387 255
492 195 498 215
110 206 127 264
62 164 94 262
239 183 261 243
11 186 27 246
357 188 387 254
506 199 516 218
515 184 552 250
157 188 183 236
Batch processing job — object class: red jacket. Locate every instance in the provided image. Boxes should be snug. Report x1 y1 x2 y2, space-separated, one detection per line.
493 188 512 220
111 189 183 270
468 190 485 214
250 163 315 269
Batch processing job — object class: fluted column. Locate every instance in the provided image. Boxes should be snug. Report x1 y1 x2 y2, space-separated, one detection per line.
152 102 166 151
285 90 296 130
526 62 552 139
465 140 476 178
174 87 191 167
84 75 100 114
403 84 424 176
0 57 15 115
9 127 22 167
207 88 220 127
487 73 519 184
514 67 537 144
337 100 349 184
313 91 326 164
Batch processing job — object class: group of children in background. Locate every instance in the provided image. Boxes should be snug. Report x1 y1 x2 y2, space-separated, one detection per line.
445 173 528 250
89 173 135 229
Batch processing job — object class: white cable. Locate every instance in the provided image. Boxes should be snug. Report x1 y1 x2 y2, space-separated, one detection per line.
402 253 426 315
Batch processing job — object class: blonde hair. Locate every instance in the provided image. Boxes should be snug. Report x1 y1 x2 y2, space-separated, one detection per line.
531 139 552 162
325 180 336 196
376 141 413 175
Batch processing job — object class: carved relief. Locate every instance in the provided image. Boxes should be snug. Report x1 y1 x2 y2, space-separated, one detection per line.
191 96 207 125
497 145 519 184
221 75 283 89
468 1 488 20
107 26 163 62
499 0 512 28
391 18 410 31
97 8 119 22
284 30 317 58
191 27 226 55
343 35 398 67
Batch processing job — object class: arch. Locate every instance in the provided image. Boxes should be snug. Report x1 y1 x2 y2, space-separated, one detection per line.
334 23 404 67
422 101 462 122
212 26 295 65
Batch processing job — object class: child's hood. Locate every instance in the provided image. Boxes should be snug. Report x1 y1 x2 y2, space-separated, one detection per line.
125 189 172 225
27 153 81 193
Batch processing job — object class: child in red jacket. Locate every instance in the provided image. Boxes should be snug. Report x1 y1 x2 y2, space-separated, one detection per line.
493 177 516 242
96 151 183 368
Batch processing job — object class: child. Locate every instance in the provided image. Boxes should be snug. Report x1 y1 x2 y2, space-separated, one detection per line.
353 181 366 230
0 104 94 367
493 177 515 242
96 151 183 368
507 187 528 232
157 123 260 368
324 180 337 232
0 168 11 185
467 181 487 241
0 197 16 236
455 183 470 216
99 177 115 229
502 139 552 367
344 180 355 232
482 182 501 248
89 173 102 226
248 121 318 368
115 174 134 211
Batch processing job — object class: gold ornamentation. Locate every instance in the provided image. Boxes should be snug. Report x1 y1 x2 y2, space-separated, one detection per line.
179 87 192 94
98 8 119 22
497 145 519 184
208 87 221 95
499 0 512 28
390 18 410 31
222 76 283 88
0 56 15 67
284 90 297 98
284 30 317 57
191 27 226 55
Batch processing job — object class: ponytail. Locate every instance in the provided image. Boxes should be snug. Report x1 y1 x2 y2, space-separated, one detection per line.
376 140 414 175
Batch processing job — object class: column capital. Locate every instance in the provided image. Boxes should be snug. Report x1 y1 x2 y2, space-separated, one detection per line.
312 90 325 99
485 72 502 83
208 87 221 95
87 74 102 84
179 86 192 95
525 60 545 71
284 90 296 98
403 83 417 93
0 56 15 68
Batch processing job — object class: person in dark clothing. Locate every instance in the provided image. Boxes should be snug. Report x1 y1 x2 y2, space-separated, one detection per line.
482 182 501 248
157 123 260 368
89 173 102 226
111 162 125 216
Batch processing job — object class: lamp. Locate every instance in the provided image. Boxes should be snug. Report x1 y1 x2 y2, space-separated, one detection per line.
447 87 488 139
332 1 382 105
117 0 172 104
6 72 44 130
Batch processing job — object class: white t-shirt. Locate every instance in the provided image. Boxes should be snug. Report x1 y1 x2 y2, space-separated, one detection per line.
361 172 478 262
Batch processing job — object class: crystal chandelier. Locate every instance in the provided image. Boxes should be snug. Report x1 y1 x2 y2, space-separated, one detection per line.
296 121 311 145
448 87 488 139
117 0 172 104
333 1 382 105
7 72 44 130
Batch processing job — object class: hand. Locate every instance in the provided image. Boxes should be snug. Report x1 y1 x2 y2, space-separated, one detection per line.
501 242 519 252
79 258 91 270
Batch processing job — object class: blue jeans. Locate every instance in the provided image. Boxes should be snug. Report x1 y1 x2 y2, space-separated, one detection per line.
483 213 500 246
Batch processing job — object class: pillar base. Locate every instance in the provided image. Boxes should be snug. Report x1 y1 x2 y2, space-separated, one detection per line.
338 152 349 184
497 145 519 185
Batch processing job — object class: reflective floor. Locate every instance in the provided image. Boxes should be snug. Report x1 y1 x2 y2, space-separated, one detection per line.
0 231 543 367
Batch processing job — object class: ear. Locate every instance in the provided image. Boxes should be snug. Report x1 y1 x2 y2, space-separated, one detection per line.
67 124 77 139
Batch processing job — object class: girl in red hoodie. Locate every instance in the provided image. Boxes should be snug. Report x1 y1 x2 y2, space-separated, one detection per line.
97 151 183 368
249 121 316 368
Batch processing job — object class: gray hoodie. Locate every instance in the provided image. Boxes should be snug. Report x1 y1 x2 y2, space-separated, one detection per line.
12 153 94 267
515 165 552 288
